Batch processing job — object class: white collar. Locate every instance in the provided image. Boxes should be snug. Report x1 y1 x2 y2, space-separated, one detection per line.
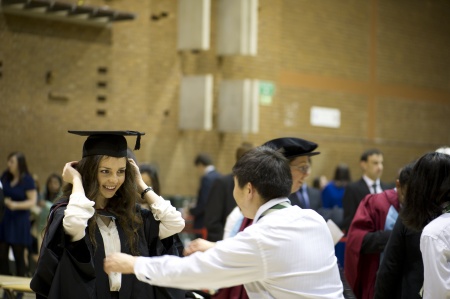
204 165 215 174
96 215 116 231
254 197 291 223
362 175 379 187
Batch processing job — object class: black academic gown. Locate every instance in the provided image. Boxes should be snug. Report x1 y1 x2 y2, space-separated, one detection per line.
374 217 423 299
31 199 185 299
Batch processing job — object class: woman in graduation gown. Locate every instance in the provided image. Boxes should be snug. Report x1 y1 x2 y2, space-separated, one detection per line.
31 131 186 299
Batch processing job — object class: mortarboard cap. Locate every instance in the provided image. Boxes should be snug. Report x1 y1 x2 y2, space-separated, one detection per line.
262 137 320 159
69 130 145 158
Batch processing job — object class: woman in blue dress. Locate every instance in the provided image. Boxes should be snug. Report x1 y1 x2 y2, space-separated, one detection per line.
0 151 38 276
322 163 351 211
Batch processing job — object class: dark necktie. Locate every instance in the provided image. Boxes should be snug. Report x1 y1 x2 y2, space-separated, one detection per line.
297 187 309 209
372 183 377 194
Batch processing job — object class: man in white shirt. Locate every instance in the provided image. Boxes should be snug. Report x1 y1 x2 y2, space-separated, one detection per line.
105 146 344 299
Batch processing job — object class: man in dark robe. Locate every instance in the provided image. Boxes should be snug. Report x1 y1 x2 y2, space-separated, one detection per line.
344 163 412 299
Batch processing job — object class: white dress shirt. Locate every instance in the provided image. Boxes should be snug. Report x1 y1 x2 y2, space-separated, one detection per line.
63 191 185 291
97 216 121 291
420 213 450 299
134 198 344 299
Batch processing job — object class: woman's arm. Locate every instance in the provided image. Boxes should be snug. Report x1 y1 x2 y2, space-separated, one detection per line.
5 188 38 210
130 159 185 239
142 190 185 239
61 161 95 242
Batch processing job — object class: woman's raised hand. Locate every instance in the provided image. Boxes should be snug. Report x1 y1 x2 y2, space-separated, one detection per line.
62 161 81 185
128 158 146 190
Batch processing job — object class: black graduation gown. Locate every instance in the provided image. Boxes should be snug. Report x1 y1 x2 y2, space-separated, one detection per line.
30 199 186 299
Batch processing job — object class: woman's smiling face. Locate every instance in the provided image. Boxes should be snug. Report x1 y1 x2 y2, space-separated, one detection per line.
96 156 127 202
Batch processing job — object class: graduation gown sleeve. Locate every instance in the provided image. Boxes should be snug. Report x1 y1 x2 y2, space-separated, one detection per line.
30 201 96 299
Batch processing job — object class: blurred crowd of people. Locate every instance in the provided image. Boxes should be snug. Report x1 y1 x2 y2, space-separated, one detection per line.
2 140 450 299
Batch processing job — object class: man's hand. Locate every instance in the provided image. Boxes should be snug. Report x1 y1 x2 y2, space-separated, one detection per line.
183 238 215 256
104 252 137 275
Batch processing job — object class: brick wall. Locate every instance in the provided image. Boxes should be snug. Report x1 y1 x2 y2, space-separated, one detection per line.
0 0 449 196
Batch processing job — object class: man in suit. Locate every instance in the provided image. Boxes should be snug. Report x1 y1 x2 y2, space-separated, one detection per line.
342 149 389 232
190 153 221 236
204 142 253 242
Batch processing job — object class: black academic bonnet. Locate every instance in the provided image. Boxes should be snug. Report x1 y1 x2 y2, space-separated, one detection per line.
68 130 145 158
262 137 320 159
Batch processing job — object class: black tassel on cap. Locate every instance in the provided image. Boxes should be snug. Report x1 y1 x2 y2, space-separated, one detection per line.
134 133 141 150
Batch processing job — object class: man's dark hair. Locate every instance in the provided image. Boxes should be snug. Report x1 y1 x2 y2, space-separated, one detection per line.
232 146 292 202
360 148 383 162
194 153 213 166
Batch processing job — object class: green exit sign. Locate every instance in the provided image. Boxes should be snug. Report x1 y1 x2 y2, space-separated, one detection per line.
259 81 275 105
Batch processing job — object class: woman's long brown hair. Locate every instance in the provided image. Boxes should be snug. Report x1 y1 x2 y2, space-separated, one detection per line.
61 155 143 255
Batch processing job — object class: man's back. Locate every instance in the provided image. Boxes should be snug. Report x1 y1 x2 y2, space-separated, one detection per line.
190 169 221 229
241 204 343 298
236 206 343 298
204 173 236 241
